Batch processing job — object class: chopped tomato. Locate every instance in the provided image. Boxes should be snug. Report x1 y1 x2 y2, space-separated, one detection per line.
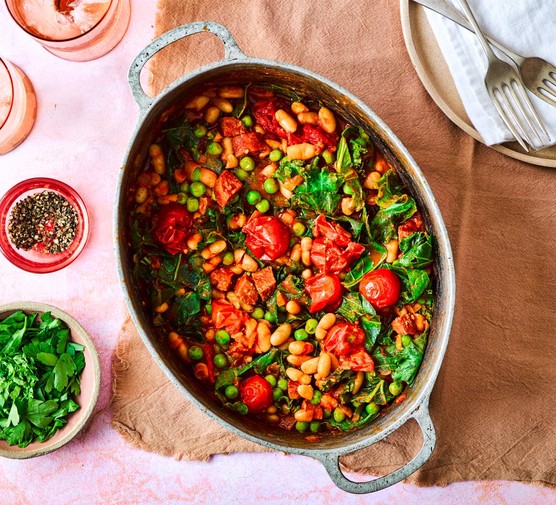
251 98 304 145
239 375 274 413
323 322 375 372
340 349 375 372
201 343 215 383
152 203 193 255
398 212 424 241
359 268 401 310
243 215 291 261
310 216 365 274
211 299 246 334
300 124 337 151
305 273 343 313
312 215 351 245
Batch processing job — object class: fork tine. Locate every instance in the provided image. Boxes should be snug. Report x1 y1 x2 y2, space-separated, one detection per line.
504 83 541 144
489 88 530 152
511 79 551 143
537 87 556 108
498 86 536 147
535 73 556 107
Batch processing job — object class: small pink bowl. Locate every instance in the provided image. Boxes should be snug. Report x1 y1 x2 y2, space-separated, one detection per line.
0 178 89 273
0 302 101 459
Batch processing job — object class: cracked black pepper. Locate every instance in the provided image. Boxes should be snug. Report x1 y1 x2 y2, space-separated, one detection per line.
8 191 78 254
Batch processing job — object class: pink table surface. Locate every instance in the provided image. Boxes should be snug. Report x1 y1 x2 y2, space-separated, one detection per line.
0 4 554 504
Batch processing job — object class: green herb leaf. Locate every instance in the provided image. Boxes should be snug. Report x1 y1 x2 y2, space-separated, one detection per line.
396 232 433 269
360 315 382 351
336 293 376 323
293 166 344 215
53 353 77 392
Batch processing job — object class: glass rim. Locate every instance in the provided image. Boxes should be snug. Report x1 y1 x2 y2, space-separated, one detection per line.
4 0 115 44
0 58 15 131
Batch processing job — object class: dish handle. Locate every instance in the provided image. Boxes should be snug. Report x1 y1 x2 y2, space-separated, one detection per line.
128 22 247 112
309 402 435 494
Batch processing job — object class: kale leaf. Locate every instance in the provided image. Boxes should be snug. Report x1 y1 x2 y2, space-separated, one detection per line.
396 232 433 269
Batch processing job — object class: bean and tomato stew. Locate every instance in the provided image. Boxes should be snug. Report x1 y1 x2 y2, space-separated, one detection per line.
129 84 434 436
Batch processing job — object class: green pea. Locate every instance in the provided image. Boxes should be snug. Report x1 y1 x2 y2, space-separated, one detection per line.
213 353 228 369
225 385 239 400
246 190 261 205
265 375 277 388
205 303 212 316
402 335 412 347
309 421 321 433
273 388 283 401
252 307 265 319
322 149 335 164
222 251 234 266
269 149 283 162
263 178 278 194
365 402 380 416
255 199 270 213
186 197 199 213
179 182 190 192
215 330 231 345
242 115 253 128
191 167 202 182
194 124 207 138
333 408 345 423
311 390 322 405
207 141 223 156
292 222 306 236
264 311 275 323
305 319 318 335
188 346 204 361
190 181 206 198
294 328 309 341
389 381 403 396
235 169 249 182
277 378 288 391
177 192 188 205
240 156 255 171
323 409 332 419
295 421 309 433
343 184 354 195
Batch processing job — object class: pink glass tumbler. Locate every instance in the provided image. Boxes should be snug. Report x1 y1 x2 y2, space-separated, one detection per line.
5 0 131 62
0 58 37 155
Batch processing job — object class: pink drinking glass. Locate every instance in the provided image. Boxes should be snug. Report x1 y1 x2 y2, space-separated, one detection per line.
0 58 37 155
5 0 131 62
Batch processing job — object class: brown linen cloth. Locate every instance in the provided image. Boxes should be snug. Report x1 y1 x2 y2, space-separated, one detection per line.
111 0 556 486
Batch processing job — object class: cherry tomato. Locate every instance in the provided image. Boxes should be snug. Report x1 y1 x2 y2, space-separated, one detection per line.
323 323 365 357
305 273 343 313
309 216 364 273
359 268 401 309
323 323 375 372
239 375 274 413
243 216 291 261
212 299 246 334
152 202 193 255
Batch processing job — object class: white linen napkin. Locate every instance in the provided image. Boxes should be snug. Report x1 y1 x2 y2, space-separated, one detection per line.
424 0 556 149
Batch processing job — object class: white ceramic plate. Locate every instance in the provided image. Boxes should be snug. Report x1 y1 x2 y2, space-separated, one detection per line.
400 0 556 168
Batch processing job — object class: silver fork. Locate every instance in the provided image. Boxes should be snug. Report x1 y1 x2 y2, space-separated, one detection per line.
414 0 556 108
455 0 550 151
